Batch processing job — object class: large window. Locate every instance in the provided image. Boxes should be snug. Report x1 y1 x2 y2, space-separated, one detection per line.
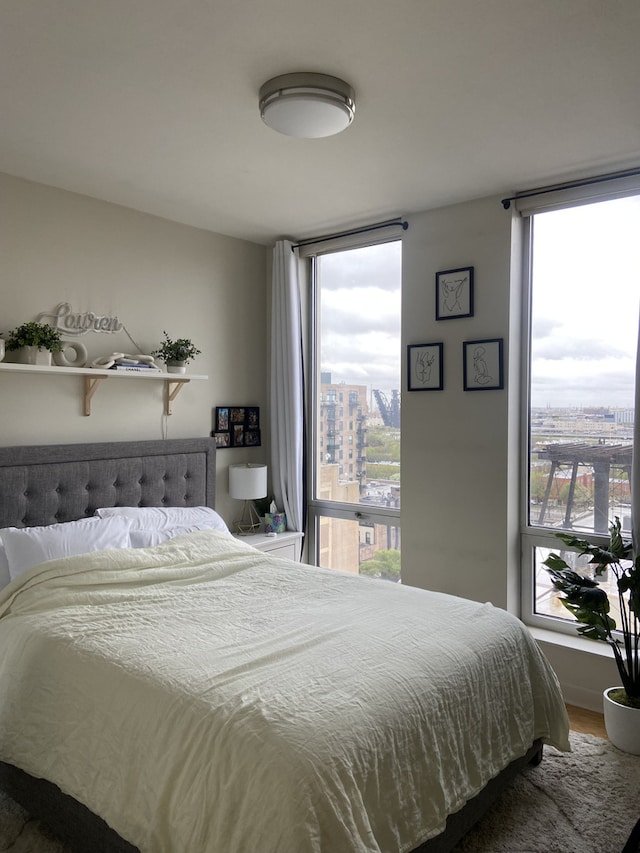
308 240 401 580
523 192 640 632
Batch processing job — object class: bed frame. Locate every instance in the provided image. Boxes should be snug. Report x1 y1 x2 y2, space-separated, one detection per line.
0 437 541 853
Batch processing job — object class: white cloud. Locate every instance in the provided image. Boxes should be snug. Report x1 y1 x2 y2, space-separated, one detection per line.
318 243 401 394
530 196 640 408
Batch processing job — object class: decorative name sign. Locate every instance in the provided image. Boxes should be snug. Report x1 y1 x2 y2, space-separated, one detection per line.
37 302 123 336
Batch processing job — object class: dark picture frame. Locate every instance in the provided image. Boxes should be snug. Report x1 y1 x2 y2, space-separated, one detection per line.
463 338 504 391
407 343 444 391
213 406 261 447
436 266 474 320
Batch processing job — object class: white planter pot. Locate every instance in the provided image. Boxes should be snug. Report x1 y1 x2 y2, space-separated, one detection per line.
0 339 5 362
18 346 52 366
166 362 187 374
603 687 640 754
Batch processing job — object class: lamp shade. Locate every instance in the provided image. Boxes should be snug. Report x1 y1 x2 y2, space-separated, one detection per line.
229 463 268 500
259 72 355 139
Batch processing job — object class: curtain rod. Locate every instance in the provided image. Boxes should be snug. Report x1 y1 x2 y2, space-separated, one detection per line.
501 166 640 210
291 218 408 251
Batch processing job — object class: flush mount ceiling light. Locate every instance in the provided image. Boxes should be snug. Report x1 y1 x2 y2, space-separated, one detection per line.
259 72 355 138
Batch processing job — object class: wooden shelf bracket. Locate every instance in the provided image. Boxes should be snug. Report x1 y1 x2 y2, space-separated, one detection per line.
165 379 191 416
84 375 107 416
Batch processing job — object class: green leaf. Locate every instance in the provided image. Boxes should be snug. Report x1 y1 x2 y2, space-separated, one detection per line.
542 553 570 571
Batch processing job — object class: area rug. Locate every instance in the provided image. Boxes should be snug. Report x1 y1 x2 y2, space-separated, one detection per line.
452 731 640 853
0 732 637 853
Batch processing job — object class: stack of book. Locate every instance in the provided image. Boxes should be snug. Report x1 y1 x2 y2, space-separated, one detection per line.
109 357 161 373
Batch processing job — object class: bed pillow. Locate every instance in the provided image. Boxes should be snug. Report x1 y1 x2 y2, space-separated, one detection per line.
94 506 230 535
2 515 133 581
129 524 229 548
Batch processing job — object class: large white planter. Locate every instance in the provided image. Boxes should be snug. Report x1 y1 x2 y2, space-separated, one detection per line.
18 346 52 366
166 362 187 374
603 687 640 754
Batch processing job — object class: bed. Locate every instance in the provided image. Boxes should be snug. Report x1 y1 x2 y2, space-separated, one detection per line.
0 438 570 853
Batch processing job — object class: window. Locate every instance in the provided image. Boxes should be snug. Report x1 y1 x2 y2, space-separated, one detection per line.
522 191 640 633
308 240 401 581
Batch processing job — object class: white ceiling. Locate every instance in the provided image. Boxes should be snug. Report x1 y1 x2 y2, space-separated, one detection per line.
1 0 639 245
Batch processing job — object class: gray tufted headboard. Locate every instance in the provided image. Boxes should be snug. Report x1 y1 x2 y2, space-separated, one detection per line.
0 438 216 529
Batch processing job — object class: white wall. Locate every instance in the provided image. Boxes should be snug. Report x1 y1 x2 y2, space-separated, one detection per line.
0 172 268 525
401 197 516 608
400 195 618 711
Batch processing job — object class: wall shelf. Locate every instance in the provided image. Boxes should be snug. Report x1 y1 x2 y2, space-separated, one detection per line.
0 362 208 416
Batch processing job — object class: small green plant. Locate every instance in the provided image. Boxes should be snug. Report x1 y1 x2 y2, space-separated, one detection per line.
152 331 201 365
543 517 640 707
5 322 63 352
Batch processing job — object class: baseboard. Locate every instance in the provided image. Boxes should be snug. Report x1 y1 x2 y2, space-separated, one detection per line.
562 684 605 714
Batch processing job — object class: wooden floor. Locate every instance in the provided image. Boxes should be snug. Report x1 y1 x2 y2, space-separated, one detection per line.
566 703 607 738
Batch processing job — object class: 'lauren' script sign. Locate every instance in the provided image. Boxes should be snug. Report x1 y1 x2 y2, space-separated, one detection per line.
37 303 123 336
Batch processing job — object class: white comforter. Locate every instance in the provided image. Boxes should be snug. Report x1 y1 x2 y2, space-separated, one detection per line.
0 531 569 853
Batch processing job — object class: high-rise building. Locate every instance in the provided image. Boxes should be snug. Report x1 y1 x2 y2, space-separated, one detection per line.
318 375 369 496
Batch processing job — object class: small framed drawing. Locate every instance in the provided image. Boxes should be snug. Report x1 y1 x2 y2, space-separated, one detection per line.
463 338 504 391
407 343 444 391
436 266 474 320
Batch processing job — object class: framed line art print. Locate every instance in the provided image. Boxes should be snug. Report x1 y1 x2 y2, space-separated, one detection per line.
463 338 504 391
407 342 444 391
435 266 474 320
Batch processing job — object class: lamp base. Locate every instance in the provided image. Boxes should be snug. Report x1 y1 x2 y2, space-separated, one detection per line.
234 501 262 536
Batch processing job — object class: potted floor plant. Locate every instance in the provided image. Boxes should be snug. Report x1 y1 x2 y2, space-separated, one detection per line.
543 517 640 753
152 331 201 374
5 321 63 366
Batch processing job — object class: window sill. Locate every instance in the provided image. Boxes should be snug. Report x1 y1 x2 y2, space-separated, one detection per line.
529 626 613 659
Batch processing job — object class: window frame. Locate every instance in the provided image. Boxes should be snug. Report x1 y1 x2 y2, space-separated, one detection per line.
519 180 640 635
305 238 402 571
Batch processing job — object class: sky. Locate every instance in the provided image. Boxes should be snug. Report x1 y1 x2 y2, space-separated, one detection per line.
318 241 402 398
531 195 640 409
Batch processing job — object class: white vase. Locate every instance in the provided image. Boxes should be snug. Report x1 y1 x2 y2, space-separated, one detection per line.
19 346 52 366
603 687 640 754
166 362 187 374
52 341 88 368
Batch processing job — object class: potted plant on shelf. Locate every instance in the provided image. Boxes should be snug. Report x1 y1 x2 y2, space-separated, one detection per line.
5 321 64 366
543 517 640 753
152 331 201 374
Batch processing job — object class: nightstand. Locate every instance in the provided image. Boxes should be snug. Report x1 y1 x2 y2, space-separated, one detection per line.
235 530 304 561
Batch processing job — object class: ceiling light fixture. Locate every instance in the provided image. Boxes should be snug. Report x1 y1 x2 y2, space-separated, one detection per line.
259 72 355 139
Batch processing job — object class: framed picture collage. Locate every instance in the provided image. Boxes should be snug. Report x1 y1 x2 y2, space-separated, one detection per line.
212 406 261 448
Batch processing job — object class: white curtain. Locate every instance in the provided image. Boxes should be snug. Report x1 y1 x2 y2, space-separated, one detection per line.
270 240 304 532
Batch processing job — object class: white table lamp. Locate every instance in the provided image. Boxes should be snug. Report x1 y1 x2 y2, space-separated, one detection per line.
229 463 268 534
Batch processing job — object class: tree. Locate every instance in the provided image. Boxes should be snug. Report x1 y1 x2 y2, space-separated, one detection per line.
360 549 401 582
